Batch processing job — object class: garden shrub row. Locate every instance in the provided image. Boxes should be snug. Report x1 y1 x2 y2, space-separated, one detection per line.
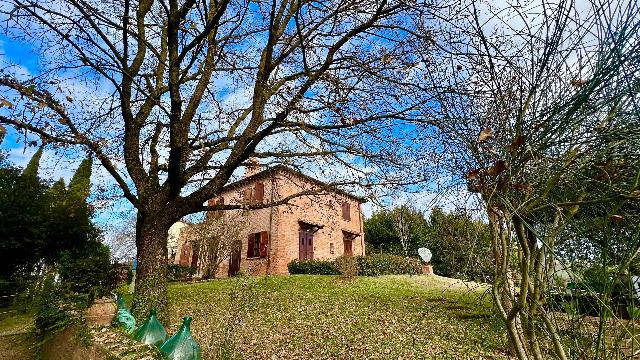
287 259 341 275
287 254 423 276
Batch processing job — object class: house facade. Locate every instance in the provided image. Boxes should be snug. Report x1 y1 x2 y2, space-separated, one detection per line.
173 165 366 277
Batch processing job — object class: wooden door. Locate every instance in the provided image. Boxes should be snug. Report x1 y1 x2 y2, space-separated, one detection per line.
299 231 314 260
343 239 353 256
190 242 200 269
179 242 192 266
228 246 241 277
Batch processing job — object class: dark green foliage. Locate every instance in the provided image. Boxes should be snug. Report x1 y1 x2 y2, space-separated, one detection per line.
364 206 429 256
287 255 422 276
355 254 422 276
21 146 43 181
0 152 49 277
335 255 358 279
0 153 102 281
58 240 116 299
67 157 92 200
287 259 341 275
0 151 114 321
364 206 493 282
167 264 198 281
426 208 493 282
570 265 635 318
33 272 89 336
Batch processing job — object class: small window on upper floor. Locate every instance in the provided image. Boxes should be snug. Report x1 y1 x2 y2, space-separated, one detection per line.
242 182 265 204
341 202 351 221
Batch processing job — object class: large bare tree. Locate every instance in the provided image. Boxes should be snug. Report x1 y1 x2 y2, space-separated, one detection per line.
0 0 428 318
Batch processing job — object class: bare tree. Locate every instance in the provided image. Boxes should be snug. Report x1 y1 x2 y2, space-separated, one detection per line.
106 215 138 262
417 0 640 358
190 210 246 279
0 0 428 318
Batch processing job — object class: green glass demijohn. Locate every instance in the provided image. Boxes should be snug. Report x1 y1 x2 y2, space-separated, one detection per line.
116 296 136 333
133 308 167 347
160 316 202 360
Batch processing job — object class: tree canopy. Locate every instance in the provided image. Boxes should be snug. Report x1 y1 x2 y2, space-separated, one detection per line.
0 0 432 318
364 206 493 282
0 149 101 279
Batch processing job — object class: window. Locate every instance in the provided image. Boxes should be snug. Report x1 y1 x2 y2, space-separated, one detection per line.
243 182 265 203
330 243 335 255
247 231 269 258
341 202 351 221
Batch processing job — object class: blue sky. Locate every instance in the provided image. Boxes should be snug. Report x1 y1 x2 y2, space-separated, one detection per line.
0 14 481 238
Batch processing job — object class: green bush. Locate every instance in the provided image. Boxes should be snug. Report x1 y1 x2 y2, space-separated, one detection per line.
58 240 116 299
287 255 422 276
167 264 197 281
33 272 89 336
287 259 340 275
356 254 422 276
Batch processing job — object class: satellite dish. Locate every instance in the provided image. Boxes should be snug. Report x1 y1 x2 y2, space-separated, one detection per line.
418 248 432 263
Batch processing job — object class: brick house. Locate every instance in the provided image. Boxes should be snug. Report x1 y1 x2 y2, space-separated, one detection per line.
174 165 366 276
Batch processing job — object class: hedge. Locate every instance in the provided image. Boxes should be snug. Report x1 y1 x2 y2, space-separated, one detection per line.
287 254 423 276
287 259 340 275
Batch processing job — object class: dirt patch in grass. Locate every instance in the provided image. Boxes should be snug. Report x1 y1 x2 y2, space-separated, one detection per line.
0 310 36 360
0 333 37 360
168 275 507 359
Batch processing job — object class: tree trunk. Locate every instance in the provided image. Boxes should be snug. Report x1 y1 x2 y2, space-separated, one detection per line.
487 207 530 359
133 211 171 322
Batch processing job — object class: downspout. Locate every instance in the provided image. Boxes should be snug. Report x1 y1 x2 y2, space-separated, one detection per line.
266 172 275 274
359 202 365 256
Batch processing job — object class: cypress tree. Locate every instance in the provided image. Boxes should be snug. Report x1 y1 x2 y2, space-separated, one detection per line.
21 146 43 180
48 178 67 199
68 157 93 200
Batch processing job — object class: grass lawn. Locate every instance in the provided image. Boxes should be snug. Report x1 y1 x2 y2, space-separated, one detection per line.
167 275 507 359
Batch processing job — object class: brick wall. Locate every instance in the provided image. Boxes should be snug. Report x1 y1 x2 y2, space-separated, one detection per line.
179 167 365 277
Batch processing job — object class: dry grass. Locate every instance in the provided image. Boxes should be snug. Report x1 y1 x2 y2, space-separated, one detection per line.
167 275 507 359
0 311 36 360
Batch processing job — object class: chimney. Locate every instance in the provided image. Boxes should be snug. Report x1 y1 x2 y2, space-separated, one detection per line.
243 158 260 178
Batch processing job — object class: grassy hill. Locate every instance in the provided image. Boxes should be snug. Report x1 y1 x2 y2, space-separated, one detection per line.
166 275 507 359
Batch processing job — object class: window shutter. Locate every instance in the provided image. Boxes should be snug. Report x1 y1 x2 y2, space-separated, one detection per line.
243 188 252 202
259 231 269 258
254 182 264 203
217 197 225 205
341 202 351 221
247 234 254 258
